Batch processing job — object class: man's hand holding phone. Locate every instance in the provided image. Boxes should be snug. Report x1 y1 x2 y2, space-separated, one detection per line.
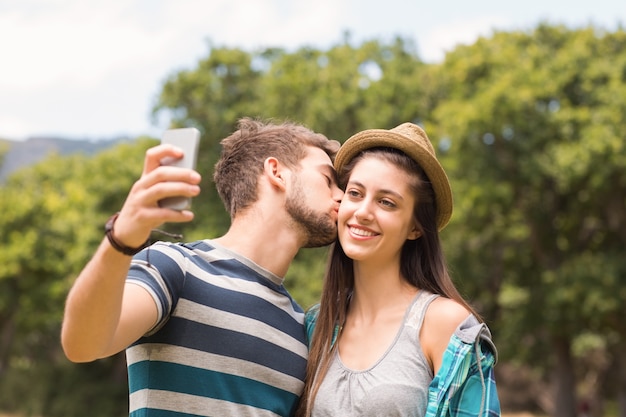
109 128 201 250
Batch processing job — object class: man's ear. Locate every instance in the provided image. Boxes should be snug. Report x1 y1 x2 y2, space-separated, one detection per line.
263 157 287 191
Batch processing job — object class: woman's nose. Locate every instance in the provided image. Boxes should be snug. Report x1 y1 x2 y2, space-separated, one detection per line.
354 200 373 222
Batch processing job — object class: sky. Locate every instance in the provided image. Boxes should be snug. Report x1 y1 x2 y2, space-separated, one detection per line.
0 0 624 141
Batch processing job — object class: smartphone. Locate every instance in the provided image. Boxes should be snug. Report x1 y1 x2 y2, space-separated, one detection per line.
158 127 200 211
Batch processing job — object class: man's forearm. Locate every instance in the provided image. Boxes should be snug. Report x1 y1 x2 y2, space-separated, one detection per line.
61 238 133 362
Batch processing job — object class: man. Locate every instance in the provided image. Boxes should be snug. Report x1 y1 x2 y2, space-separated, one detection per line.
61 118 343 417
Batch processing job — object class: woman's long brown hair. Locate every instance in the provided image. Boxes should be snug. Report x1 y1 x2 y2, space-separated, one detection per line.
296 148 482 417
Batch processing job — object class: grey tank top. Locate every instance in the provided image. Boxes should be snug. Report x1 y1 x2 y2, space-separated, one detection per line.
312 290 439 417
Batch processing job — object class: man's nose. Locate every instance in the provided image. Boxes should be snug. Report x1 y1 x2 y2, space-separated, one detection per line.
332 185 344 202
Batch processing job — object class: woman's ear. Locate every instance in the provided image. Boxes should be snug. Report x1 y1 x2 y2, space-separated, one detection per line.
263 157 287 191
407 222 421 240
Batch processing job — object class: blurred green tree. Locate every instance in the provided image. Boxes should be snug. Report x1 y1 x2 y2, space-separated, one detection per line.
0 140 153 416
429 24 626 417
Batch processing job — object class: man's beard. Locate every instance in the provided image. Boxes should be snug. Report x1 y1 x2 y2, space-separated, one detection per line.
285 181 337 248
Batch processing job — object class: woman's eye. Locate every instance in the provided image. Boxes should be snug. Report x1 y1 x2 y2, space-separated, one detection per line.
381 199 396 208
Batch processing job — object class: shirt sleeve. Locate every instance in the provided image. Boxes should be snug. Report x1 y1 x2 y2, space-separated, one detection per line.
449 341 501 416
127 242 188 335
304 304 320 347
426 321 501 417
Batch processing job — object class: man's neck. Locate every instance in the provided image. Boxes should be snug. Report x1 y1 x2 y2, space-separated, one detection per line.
213 213 302 278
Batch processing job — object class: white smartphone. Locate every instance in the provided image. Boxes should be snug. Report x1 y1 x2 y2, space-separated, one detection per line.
158 127 201 211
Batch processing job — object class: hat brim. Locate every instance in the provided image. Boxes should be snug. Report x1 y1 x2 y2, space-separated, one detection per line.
335 129 453 231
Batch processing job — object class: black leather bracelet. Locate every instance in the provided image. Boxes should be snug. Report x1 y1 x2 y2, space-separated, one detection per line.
104 212 150 256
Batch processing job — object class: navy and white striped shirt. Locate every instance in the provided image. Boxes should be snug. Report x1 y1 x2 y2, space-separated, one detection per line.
126 240 308 417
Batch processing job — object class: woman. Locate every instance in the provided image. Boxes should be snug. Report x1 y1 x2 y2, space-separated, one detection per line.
298 123 500 417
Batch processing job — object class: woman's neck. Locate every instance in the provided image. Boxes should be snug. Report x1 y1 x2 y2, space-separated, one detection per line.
349 260 418 320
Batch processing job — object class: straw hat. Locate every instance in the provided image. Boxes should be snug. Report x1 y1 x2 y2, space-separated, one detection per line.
334 122 453 231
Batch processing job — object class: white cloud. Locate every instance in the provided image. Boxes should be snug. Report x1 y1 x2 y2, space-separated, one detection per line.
159 0 347 50
1 3 173 90
0 0 353 139
421 15 511 62
0 0 624 140
0 114 30 139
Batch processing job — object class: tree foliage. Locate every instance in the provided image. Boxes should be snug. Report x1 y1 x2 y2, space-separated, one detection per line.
430 24 626 416
0 141 153 417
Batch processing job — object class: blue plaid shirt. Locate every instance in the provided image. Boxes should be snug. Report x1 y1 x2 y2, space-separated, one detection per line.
425 315 501 417
305 306 501 417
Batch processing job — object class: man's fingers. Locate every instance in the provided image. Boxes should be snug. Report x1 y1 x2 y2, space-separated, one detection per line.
143 144 184 176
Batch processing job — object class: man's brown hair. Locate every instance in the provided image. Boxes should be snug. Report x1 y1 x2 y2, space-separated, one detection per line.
213 118 339 217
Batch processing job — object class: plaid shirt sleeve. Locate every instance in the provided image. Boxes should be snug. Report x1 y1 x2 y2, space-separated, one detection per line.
304 304 320 346
425 322 501 417
304 304 340 349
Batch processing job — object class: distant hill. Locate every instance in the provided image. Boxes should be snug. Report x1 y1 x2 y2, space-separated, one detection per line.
0 136 130 182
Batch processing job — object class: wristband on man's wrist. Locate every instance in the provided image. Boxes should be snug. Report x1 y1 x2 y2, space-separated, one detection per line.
104 212 150 256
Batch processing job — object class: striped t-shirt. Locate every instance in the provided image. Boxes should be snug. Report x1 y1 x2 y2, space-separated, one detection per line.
126 239 308 417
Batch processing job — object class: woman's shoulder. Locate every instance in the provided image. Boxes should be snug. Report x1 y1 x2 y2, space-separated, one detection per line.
425 297 470 329
420 297 471 373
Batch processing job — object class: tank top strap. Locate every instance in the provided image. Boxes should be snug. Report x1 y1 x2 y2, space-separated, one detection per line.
405 290 439 331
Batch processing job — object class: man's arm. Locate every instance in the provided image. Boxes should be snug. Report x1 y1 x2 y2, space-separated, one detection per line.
61 144 201 362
